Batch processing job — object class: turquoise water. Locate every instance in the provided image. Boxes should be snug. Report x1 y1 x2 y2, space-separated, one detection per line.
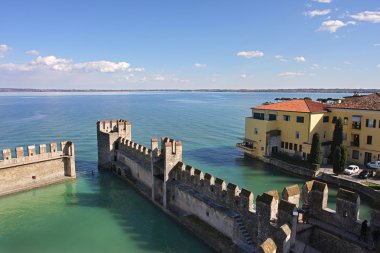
0 92 372 253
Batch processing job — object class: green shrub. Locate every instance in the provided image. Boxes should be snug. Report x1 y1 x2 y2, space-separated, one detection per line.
376 169 380 179
272 152 311 169
310 163 320 171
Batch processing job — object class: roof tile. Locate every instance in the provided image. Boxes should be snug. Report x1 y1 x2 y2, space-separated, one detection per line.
253 99 327 113
328 93 380 111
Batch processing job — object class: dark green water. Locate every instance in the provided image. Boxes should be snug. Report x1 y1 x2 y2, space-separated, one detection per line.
0 92 372 253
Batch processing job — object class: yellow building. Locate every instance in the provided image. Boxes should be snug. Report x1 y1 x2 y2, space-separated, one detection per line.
328 93 380 165
237 93 380 166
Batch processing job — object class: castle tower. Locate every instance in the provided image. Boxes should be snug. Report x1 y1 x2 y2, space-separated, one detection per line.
151 137 183 208
97 119 131 169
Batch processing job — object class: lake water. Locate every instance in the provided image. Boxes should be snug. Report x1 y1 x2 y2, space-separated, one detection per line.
0 92 372 253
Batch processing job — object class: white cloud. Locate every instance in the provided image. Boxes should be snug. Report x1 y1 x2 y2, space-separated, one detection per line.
237 50 264 59
275 55 288 62
377 64 380 69
26 50 40 56
31 55 72 71
305 9 331 17
344 61 352 65
294 56 306 62
153 74 166 81
313 0 332 3
279 72 305 78
374 43 380 47
240 74 247 79
0 55 135 73
318 20 356 33
194 63 207 68
0 44 11 58
73 61 130 73
311 64 320 70
351 11 380 23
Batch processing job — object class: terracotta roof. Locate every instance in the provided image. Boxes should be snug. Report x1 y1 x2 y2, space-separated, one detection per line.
253 99 327 113
328 93 380 111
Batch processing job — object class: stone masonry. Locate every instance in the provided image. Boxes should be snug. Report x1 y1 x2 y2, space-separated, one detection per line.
0 141 76 196
97 119 380 253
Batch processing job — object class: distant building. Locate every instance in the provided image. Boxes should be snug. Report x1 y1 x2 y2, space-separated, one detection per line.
237 93 380 165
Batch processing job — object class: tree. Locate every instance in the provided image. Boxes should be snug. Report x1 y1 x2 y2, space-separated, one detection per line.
331 117 343 160
333 144 347 174
339 145 347 172
309 133 322 169
333 146 342 174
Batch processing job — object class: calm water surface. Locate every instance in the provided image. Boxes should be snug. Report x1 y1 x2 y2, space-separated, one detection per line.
0 92 372 253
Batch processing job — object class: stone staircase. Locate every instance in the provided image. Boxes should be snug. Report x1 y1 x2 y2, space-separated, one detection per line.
235 215 254 246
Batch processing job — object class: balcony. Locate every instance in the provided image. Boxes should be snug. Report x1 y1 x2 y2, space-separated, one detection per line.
352 122 361 130
236 142 255 152
350 141 360 147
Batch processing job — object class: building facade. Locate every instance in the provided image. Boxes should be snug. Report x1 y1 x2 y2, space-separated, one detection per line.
238 93 380 166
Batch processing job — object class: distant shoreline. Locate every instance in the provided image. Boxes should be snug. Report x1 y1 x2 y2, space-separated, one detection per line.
0 88 379 93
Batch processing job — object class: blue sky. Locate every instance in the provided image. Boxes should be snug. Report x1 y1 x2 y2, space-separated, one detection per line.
0 0 379 89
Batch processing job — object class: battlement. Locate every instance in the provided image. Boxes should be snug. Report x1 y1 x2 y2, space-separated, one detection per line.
97 119 131 134
0 141 76 196
301 180 369 236
171 162 257 217
160 137 182 156
117 138 151 164
0 141 74 167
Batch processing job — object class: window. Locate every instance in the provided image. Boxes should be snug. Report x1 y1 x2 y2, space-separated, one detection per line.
332 116 337 123
344 117 348 125
352 115 362 129
268 114 277 121
285 142 289 149
283 115 290 122
299 145 303 152
366 119 377 128
289 143 293 150
294 144 298 151
343 132 347 141
253 112 265 120
281 142 284 148
254 128 259 135
296 131 300 139
352 150 359 159
323 116 329 123
296 116 305 123
367 136 373 145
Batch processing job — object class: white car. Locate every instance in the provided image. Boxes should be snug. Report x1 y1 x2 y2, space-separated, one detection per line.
344 165 360 175
366 161 380 169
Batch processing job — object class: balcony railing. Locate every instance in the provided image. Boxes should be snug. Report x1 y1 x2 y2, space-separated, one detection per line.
352 122 361 130
236 142 255 152
350 141 360 147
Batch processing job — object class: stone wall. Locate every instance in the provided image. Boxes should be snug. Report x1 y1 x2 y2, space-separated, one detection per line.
97 119 378 253
115 139 152 192
0 141 75 196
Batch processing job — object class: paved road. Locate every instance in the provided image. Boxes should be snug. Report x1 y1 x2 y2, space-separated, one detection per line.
320 165 379 185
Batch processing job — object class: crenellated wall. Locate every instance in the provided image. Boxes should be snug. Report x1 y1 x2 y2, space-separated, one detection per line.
97 119 378 253
97 119 131 169
0 141 75 196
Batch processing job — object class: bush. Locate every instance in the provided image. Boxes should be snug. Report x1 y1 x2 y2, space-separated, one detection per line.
376 169 380 179
310 163 320 171
272 152 311 169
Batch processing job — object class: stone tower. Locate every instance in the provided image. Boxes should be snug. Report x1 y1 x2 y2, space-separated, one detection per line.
151 137 182 208
97 119 131 169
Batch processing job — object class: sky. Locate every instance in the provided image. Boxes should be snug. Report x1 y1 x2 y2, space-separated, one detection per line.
0 0 379 90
